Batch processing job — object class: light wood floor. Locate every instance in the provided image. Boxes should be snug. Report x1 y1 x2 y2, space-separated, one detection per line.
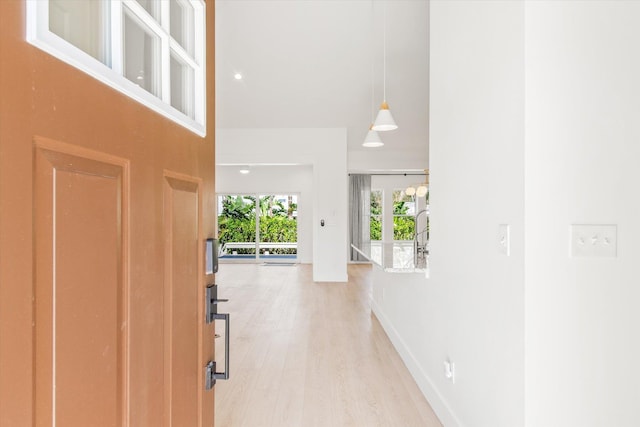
214 263 442 427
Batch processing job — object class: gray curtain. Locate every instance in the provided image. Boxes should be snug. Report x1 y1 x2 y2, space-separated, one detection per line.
349 174 371 261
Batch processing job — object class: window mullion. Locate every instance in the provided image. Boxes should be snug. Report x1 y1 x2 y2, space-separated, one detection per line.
111 1 123 74
122 0 161 32
193 0 205 66
162 35 171 104
159 0 171 106
169 40 198 70
194 55 203 124
160 0 170 31
194 0 205 125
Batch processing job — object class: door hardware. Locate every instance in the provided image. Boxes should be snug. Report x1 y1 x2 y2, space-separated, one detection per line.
204 312 230 389
205 284 228 324
205 238 219 274
204 284 230 390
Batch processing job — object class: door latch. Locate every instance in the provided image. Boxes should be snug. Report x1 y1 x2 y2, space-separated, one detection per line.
205 284 228 324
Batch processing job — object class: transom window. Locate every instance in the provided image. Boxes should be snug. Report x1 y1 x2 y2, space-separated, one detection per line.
27 0 206 136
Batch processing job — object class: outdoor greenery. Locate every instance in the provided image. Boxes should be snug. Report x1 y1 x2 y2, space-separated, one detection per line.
393 190 416 241
369 189 417 241
371 217 382 240
218 195 297 255
370 190 382 240
219 187 423 256
393 216 415 240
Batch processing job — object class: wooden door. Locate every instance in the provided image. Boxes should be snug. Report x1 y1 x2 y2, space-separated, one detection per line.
0 1 216 426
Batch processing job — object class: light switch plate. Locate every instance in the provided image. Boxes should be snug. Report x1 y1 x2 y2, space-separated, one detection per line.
498 224 510 256
570 224 617 258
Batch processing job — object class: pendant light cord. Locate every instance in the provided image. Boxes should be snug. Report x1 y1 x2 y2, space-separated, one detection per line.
371 0 375 121
383 0 387 102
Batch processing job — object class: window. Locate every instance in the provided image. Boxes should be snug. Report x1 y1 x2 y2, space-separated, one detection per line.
370 190 382 241
393 190 415 241
217 194 298 261
27 0 206 136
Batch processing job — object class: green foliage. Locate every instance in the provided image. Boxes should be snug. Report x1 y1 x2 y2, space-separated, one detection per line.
218 214 297 255
288 202 297 218
393 216 415 241
259 216 297 243
270 200 287 217
220 195 254 220
393 201 409 215
391 189 415 240
371 191 382 215
217 216 256 254
370 216 382 241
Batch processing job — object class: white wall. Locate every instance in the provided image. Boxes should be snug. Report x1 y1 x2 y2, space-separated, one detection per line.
216 128 348 282
372 2 640 427
525 2 640 426
372 1 526 426
428 1 526 424
216 165 313 263
349 149 428 173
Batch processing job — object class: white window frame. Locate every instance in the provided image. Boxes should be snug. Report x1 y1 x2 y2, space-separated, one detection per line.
26 0 206 137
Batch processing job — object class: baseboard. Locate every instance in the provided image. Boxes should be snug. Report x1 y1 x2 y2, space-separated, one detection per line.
371 299 463 427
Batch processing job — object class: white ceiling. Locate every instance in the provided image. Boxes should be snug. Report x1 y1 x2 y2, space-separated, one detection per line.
215 0 429 160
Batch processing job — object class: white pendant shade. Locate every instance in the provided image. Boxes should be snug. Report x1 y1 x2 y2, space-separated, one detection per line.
405 186 416 196
372 101 397 131
363 124 384 147
416 185 428 197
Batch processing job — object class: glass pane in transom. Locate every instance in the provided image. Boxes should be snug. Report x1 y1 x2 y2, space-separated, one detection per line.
170 0 195 57
123 11 161 98
135 0 161 21
170 54 195 119
49 0 110 65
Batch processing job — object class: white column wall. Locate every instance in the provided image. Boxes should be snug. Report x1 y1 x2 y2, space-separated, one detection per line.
372 1 526 426
373 1 640 426
525 2 640 425
428 2 526 425
216 128 348 282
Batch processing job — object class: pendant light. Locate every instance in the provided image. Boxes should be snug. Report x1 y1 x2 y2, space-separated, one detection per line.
363 125 383 147
363 0 383 148
372 0 397 131
405 169 429 198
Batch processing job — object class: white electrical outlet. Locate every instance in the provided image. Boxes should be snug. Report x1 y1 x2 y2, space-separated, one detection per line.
570 224 617 258
443 359 455 384
498 224 510 256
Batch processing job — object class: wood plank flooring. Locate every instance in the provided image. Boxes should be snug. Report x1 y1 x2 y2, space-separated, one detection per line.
214 263 442 427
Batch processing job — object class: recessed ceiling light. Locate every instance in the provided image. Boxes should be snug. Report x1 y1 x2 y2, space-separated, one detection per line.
233 73 242 80
239 167 250 174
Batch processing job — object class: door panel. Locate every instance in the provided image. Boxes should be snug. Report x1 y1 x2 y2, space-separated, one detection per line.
0 1 215 425
163 174 202 427
33 139 129 427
